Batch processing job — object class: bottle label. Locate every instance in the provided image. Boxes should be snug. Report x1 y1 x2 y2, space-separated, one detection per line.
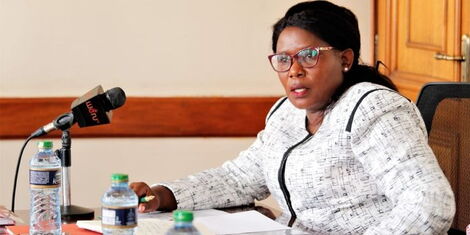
102 207 137 229
29 168 61 188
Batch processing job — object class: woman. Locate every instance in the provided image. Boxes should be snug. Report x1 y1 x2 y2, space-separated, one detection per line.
131 1 455 234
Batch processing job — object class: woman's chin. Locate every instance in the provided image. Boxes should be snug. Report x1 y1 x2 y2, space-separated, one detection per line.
288 96 311 110
288 96 328 111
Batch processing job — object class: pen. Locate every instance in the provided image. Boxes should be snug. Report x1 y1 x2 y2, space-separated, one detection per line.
139 195 155 203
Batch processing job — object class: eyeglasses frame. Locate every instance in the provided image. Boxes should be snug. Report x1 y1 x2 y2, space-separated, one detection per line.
268 46 334 72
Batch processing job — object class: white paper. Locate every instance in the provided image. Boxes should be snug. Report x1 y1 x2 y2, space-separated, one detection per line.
77 218 214 235
0 217 15 226
76 220 102 233
137 209 228 220
78 210 295 235
135 219 172 234
77 218 173 234
195 211 291 234
77 209 223 235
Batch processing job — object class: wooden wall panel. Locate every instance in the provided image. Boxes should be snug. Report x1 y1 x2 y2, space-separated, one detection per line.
376 0 462 101
0 97 280 139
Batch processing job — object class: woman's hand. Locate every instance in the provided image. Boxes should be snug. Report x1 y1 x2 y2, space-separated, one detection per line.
130 182 159 213
129 182 177 213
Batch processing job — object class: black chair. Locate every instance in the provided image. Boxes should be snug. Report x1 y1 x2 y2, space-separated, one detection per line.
416 82 470 234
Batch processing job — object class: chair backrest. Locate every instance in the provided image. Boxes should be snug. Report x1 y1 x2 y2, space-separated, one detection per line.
416 82 470 232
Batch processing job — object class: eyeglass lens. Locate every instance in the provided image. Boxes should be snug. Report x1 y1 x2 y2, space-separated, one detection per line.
270 48 320 72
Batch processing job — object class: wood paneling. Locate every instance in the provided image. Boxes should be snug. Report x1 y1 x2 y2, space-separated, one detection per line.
406 0 447 51
376 0 462 101
0 97 280 139
464 0 470 37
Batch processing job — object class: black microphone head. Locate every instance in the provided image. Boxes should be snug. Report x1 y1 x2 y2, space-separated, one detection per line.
71 86 126 128
105 87 126 109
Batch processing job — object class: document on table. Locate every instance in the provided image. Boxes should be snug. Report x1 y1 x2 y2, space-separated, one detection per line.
77 209 221 234
195 211 291 234
77 209 294 234
137 208 228 220
77 218 214 235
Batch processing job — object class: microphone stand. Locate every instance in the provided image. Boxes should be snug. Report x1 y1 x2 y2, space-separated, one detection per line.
56 129 94 222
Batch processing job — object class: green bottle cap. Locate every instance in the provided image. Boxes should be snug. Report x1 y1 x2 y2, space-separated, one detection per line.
38 141 53 149
173 210 194 222
111 173 129 182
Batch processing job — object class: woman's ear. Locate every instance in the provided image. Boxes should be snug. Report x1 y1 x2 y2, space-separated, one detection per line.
341 48 354 72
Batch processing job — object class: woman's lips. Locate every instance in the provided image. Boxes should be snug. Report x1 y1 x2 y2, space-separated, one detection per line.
290 87 309 97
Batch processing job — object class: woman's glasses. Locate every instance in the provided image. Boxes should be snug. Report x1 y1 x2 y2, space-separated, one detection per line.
268 46 334 72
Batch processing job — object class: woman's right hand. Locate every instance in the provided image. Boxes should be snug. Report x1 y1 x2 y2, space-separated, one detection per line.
129 182 177 213
130 182 159 213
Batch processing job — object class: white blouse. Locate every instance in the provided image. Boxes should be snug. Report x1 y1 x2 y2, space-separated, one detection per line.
159 82 455 234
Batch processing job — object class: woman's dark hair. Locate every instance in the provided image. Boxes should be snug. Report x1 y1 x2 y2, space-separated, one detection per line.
272 0 396 100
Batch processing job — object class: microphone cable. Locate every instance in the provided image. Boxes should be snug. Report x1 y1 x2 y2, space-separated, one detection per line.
11 135 34 212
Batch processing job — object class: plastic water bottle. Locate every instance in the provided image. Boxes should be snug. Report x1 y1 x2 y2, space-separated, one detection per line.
29 140 62 235
166 210 200 235
101 173 138 235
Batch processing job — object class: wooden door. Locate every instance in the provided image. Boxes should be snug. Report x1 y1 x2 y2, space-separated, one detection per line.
376 0 469 101
376 0 470 231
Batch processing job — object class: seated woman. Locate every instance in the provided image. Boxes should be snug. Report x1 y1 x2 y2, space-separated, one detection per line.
131 1 455 234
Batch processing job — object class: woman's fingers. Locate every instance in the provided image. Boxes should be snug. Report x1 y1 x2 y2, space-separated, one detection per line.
129 182 159 212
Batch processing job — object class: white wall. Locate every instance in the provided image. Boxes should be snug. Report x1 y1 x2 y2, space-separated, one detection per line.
0 0 371 210
0 138 257 210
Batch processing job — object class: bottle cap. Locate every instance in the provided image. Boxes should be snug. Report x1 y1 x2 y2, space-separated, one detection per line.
111 173 129 182
37 140 53 149
173 210 194 222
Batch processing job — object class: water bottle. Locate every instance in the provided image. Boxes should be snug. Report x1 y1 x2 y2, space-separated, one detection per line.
166 210 200 235
29 140 62 235
101 173 138 235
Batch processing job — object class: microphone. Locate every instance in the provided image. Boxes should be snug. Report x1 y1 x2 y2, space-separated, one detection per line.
30 85 126 138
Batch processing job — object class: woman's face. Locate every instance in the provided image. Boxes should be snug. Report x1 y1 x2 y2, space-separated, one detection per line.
275 26 347 112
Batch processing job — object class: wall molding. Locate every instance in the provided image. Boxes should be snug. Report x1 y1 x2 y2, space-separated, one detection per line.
0 97 280 139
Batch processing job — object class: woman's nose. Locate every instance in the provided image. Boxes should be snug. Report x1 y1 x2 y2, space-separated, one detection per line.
288 59 305 78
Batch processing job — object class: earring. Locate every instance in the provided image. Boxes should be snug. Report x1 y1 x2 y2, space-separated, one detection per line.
343 67 349 72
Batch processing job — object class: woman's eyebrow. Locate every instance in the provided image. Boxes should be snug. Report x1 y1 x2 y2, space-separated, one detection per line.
276 45 314 55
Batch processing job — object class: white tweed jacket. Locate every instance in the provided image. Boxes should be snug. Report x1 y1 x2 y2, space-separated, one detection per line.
159 82 455 234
